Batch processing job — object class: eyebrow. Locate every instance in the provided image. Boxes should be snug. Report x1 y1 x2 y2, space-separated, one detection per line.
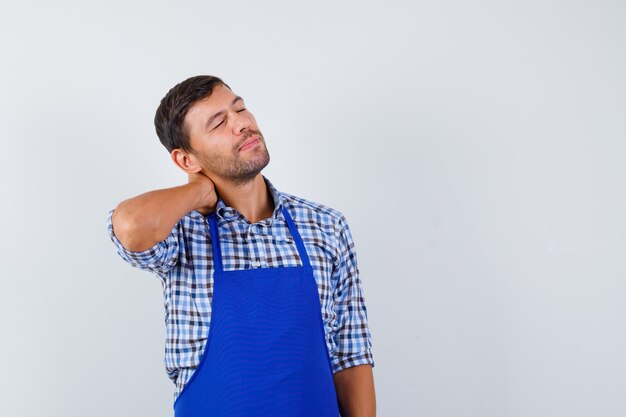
205 96 244 129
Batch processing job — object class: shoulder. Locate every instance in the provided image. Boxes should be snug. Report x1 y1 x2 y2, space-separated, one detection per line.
279 191 350 238
154 209 210 241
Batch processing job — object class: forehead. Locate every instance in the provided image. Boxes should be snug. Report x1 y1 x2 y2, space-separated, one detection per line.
187 84 237 118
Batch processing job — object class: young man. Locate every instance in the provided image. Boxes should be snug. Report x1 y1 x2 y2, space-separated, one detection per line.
106 75 376 416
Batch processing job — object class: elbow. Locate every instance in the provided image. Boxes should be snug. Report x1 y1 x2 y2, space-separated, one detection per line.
111 205 154 252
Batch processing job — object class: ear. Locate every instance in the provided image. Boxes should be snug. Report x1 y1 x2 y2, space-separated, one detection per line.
171 148 203 174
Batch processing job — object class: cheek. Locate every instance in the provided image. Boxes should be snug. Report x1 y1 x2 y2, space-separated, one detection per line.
204 144 233 160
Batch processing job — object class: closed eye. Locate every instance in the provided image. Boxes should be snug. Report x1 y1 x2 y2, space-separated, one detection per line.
213 109 247 130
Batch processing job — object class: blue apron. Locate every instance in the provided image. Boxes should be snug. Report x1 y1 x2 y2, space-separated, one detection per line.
173 206 341 417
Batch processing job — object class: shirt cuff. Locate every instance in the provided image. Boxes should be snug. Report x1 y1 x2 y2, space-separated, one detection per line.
331 348 375 374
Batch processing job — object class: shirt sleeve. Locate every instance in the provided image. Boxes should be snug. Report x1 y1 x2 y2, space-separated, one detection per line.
330 213 375 373
106 208 181 276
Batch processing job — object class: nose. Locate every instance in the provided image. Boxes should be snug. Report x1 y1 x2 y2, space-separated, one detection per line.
233 111 251 134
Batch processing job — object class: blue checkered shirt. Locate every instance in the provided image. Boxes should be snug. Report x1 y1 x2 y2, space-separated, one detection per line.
106 175 374 402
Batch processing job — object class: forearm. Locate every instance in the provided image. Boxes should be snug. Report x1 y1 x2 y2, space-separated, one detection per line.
333 364 376 417
112 182 207 251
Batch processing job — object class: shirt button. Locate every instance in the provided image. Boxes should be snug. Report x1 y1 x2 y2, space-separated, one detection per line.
252 260 261 267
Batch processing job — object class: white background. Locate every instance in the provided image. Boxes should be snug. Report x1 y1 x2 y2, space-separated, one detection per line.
1 1 625 416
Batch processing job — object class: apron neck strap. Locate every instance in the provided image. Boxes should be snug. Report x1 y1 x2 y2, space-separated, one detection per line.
207 205 311 272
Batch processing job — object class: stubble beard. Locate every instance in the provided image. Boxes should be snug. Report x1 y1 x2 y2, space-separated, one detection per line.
201 135 270 187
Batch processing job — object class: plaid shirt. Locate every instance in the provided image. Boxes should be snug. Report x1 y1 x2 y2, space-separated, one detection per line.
106 175 374 402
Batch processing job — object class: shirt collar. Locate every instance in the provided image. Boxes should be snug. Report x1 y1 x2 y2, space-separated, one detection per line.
215 174 284 225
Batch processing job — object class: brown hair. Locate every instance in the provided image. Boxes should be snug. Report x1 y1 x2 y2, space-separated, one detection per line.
154 75 231 153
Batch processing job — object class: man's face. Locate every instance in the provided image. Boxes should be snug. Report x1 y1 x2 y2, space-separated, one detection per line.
183 83 270 185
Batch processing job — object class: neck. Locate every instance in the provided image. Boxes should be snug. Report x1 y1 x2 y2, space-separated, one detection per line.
213 173 274 224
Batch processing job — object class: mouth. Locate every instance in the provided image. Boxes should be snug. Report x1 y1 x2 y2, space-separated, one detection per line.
239 135 261 152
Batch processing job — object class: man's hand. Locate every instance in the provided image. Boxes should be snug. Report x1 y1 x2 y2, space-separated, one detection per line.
188 171 218 215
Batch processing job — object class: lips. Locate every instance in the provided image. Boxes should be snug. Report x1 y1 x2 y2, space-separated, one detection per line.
239 135 260 151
